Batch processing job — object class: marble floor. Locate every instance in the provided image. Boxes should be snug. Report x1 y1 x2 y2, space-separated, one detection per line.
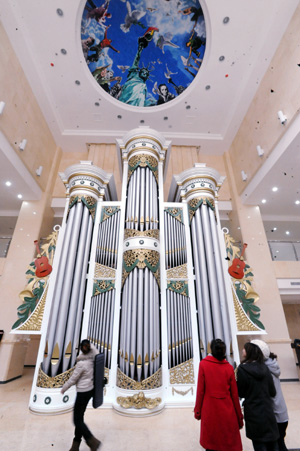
0 368 299 451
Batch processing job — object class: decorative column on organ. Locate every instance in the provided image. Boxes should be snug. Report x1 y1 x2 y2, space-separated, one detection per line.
115 129 171 404
29 161 117 414
168 163 239 363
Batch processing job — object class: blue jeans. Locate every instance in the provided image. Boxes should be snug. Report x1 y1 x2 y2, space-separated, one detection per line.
73 389 94 442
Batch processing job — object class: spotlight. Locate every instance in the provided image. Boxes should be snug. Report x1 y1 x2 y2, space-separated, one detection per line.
256 145 264 157
36 166 43 177
241 170 247 181
19 139 27 151
0 101 5 115
277 110 287 124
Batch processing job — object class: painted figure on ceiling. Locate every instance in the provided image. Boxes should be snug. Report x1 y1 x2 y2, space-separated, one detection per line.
118 27 158 106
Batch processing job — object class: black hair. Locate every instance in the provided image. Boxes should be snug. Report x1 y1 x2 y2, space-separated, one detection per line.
269 351 277 360
211 338 226 361
80 339 90 350
242 342 264 364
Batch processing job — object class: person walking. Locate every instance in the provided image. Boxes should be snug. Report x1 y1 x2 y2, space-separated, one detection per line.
194 338 244 451
61 339 101 451
251 340 289 451
237 342 279 451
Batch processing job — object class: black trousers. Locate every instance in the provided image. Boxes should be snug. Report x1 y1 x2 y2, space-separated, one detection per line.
277 421 288 451
252 440 279 451
73 389 94 442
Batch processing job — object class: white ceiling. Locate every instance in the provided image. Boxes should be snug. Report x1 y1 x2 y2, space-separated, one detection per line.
1 0 300 245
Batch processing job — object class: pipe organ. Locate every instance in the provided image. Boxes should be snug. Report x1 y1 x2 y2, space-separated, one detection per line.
29 128 242 415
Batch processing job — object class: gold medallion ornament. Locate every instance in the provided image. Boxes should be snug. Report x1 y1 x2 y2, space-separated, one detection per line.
117 391 162 410
36 365 74 388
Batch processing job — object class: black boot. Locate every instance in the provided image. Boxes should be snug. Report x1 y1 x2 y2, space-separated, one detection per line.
69 438 81 451
86 435 101 450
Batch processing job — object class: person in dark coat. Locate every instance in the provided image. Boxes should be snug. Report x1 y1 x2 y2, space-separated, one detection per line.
251 340 289 451
194 339 244 451
237 342 279 451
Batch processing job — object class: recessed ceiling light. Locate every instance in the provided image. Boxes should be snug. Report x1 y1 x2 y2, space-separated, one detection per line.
272 187 278 192
186 105 191 110
205 85 211 90
262 199 266 203
273 227 277 231
33 211 37 215
295 200 300 205
5 181 12 186
17 194 22 199
285 231 290 235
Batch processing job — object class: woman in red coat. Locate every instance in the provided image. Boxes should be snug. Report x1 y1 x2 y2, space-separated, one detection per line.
194 339 244 451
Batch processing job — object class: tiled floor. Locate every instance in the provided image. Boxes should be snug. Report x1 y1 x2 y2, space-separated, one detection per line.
0 368 299 451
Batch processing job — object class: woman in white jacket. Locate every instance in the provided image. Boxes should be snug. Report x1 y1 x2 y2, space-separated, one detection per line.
251 339 289 451
61 339 100 451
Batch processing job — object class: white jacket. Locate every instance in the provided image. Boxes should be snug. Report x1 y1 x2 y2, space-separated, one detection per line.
61 344 98 393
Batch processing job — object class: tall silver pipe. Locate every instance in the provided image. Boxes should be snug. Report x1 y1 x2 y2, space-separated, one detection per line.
136 268 144 381
201 205 224 338
195 207 214 347
129 268 138 379
143 268 150 379
108 289 115 368
208 208 231 349
42 205 76 374
190 215 206 355
62 205 90 372
50 201 84 376
166 289 171 368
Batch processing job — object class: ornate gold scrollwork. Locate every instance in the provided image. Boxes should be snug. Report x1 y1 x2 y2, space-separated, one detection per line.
124 229 160 240
128 154 158 184
94 263 116 279
68 195 97 220
232 287 262 332
167 280 189 297
169 358 195 384
172 387 194 396
36 365 74 388
166 264 188 280
117 391 162 410
188 197 215 221
17 285 48 331
122 249 160 287
117 367 162 390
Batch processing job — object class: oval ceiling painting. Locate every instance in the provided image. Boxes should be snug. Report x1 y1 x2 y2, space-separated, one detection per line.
81 0 206 107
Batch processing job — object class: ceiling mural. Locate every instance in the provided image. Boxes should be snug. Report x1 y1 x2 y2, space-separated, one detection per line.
81 0 206 107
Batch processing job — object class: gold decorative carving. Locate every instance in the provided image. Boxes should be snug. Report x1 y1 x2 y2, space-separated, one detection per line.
117 367 162 390
36 365 74 388
123 249 160 269
167 264 188 280
169 358 195 384
172 387 194 396
68 195 97 220
232 286 262 332
124 229 160 240
128 153 158 183
188 197 215 221
94 263 116 279
117 391 162 410
12 229 58 331
17 285 48 331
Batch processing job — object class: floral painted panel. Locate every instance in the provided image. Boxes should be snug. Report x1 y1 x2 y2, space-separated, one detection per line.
81 0 206 107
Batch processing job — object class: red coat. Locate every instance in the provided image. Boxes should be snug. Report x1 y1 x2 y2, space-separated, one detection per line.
194 356 243 451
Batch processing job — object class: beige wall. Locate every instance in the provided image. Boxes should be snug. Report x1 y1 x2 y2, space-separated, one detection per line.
0 23 59 192
229 4 300 196
273 261 300 279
